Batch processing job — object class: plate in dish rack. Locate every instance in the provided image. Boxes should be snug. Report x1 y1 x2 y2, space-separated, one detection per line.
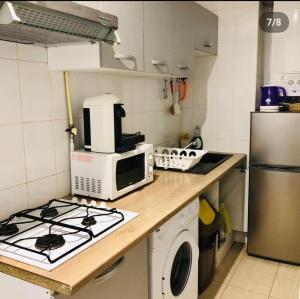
154 147 208 171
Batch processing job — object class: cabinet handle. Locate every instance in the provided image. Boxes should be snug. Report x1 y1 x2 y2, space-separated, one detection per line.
152 59 166 66
93 257 125 286
114 53 135 60
178 64 190 70
202 42 212 48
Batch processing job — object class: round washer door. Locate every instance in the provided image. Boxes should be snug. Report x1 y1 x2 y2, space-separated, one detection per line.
162 230 199 299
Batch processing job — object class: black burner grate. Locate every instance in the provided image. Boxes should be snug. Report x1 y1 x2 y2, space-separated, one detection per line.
0 199 125 264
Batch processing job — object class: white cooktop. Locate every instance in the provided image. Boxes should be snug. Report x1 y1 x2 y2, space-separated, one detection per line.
0 198 138 271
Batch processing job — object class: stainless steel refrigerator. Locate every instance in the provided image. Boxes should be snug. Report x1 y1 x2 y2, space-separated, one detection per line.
248 112 300 265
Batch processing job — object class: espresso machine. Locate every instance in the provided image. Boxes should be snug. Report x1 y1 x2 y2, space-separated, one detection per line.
83 93 145 153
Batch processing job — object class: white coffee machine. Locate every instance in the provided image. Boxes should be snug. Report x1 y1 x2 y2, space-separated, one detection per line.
83 94 144 153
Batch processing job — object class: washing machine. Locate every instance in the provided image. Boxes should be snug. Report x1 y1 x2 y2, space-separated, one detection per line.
148 198 199 299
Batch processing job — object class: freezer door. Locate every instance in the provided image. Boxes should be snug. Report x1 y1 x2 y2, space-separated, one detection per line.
250 112 300 165
248 166 300 264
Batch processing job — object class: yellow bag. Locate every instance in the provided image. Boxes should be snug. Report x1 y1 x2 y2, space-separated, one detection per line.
219 202 232 234
199 198 216 225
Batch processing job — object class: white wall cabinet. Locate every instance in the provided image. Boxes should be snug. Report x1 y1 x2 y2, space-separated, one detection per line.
100 1 144 72
48 2 218 76
143 1 174 74
173 1 194 77
194 4 218 55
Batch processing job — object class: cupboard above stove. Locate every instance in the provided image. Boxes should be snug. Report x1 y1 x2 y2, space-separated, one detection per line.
48 1 218 77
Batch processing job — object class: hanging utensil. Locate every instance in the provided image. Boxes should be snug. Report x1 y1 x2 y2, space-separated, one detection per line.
173 80 181 115
180 78 187 101
170 78 175 115
162 78 168 99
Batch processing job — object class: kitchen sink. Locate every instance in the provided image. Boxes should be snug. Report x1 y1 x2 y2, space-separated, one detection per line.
187 153 233 175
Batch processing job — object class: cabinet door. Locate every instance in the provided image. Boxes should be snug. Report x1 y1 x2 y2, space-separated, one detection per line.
144 1 173 74
173 1 194 77
100 1 144 71
194 4 218 55
72 1 101 10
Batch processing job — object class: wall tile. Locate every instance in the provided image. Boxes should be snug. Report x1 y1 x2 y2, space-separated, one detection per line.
23 121 56 181
51 71 68 120
212 43 234 76
19 61 52 122
17 44 47 63
207 76 234 109
56 171 71 198
132 78 146 113
28 175 57 208
0 184 28 221
211 109 233 139
145 79 164 112
132 112 148 136
112 77 133 113
53 120 70 173
0 41 17 59
231 140 250 155
192 108 207 133
232 109 251 141
98 75 113 94
234 5 259 42
218 9 235 43
146 111 165 146
181 108 192 136
233 41 258 76
233 75 256 110
0 59 22 124
0 124 26 190
71 72 99 118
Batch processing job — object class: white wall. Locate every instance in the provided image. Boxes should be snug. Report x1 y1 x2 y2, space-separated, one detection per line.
0 42 181 221
265 1 300 84
183 1 260 231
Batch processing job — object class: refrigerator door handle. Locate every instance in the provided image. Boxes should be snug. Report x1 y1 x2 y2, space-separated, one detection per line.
250 164 300 173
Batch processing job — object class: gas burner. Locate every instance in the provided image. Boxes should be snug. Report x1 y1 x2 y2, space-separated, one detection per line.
40 207 59 218
0 223 19 236
82 216 97 227
35 234 65 250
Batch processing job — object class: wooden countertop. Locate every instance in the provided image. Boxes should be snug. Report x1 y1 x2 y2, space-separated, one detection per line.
0 153 246 295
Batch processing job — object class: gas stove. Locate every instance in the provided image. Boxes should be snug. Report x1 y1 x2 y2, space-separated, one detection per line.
0 198 138 271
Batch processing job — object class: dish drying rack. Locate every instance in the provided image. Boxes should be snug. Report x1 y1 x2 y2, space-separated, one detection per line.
154 147 208 171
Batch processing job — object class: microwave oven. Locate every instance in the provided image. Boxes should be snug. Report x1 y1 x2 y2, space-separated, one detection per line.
71 144 154 201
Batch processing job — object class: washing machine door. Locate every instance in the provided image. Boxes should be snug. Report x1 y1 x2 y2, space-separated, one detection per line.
162 230 199 299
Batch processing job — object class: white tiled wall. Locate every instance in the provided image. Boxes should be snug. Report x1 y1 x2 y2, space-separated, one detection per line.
185 1 260 231
0 42 181 221
265 1 300 84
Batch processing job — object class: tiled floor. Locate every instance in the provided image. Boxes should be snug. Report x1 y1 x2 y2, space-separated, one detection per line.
199 243 300 299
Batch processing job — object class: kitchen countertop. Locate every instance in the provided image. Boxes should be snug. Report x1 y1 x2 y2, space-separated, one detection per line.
0 153 246 296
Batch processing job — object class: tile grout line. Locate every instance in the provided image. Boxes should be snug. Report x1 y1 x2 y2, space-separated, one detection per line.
268 262 280 298
16 45 29 210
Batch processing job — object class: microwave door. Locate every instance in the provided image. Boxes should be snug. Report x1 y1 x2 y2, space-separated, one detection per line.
116 153 145 191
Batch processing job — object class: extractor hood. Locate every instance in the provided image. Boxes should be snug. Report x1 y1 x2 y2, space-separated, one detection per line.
0 1 120 46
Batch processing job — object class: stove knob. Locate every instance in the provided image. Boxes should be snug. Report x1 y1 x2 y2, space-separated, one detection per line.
81 199 88 206
297 80 300 85
288 79 294 85
90 200 97 207
72 197 78 203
